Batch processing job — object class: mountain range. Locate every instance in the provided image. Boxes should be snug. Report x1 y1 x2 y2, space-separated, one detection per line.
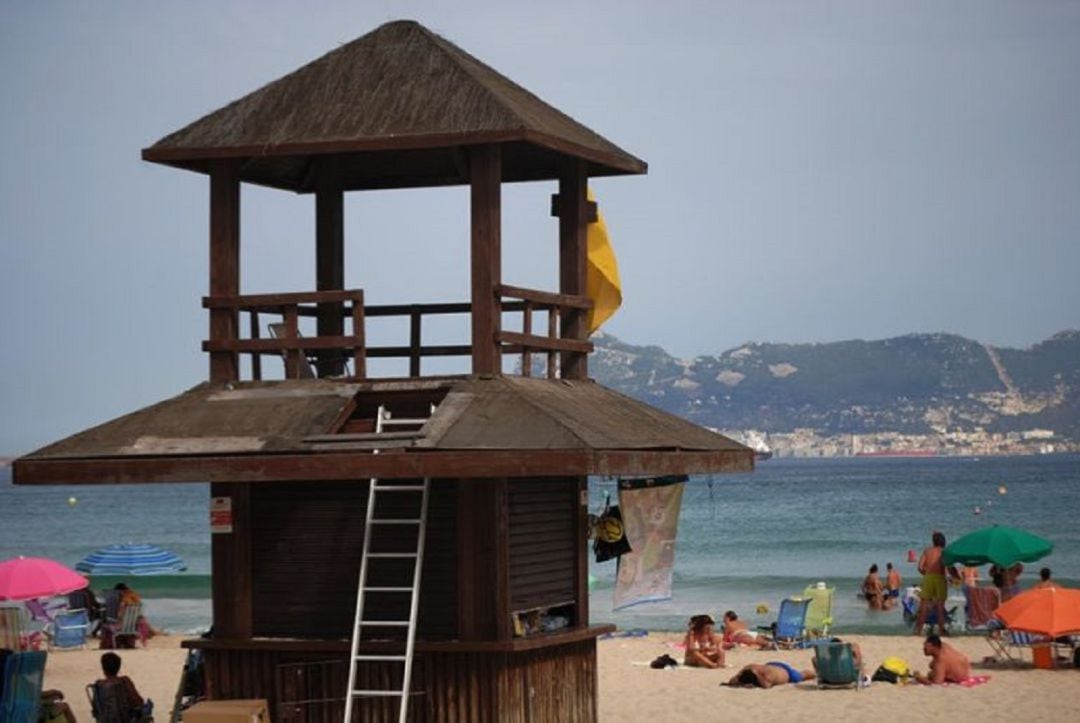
590 330 1080 443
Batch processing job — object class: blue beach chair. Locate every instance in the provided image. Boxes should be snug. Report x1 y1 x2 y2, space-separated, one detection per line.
0 649 47 723
51 609 91 650
758 598 812 650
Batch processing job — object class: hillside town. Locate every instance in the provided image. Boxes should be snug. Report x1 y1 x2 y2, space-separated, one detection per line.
724 427 1076 458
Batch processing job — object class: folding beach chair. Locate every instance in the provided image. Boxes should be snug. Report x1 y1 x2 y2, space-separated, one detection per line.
51 609 91 650
801 584 835 639
758 598 811 650
86 679 154 722
814 642 862 690
0 650 47 723
985 628 1053 666
102 604 146 650
963 586 1000 631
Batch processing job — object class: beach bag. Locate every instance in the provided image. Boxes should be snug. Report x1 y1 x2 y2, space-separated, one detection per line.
592 498 631 563
872 656 911 684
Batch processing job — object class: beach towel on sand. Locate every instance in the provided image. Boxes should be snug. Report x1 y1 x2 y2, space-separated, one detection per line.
943 675 991 688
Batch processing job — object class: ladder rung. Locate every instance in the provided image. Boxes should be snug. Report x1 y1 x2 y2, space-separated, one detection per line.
370 519 422 525
366 552 419 558
354 654 406 662
352 690 405 697
360 620 410 627
380 418 428 425
363 586 414 592
372 485 427 492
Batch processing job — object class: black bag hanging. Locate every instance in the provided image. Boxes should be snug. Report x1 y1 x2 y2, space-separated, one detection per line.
592 495 632 563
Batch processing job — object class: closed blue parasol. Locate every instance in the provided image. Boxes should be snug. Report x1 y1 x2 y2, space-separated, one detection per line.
76 543 186 576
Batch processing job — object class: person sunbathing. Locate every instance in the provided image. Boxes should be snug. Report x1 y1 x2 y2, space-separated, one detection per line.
726 661 816 688
720 611 770 649
682 614 725 668
913 634 971 685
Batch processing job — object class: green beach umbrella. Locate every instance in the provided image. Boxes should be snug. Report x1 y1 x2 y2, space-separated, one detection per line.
942 525 1053 567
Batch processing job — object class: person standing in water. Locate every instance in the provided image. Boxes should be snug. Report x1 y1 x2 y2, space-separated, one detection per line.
914 531 958 635
884 562 902 609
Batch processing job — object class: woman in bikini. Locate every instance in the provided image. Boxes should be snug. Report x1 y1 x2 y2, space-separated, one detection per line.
683 614 725 668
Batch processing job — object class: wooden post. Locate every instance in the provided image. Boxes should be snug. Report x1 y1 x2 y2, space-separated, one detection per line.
457 478 510 641
210 482 252 638
209 160 241 383
469 145 501 375
315 185 345 377
558 159 588 380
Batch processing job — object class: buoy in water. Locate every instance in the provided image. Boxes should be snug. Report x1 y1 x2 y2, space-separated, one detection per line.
907 549 917 563
67 496 78 508
973 505 982 515
998 485 1008 495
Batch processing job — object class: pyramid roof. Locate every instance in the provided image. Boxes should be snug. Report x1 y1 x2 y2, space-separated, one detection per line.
143 20 646 191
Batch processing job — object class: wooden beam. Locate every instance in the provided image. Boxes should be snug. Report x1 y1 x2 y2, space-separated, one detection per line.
210 482 252 637
495 331 593 354
13 449 755 485
558 159 588 380
315 184 345 377
497 284 592 310
469 145 501 375
209 160 242 383
549 195 598 223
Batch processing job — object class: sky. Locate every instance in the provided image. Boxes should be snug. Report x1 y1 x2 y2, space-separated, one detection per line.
2 1 1079 454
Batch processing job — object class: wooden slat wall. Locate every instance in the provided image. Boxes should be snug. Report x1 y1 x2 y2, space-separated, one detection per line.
202 638 598 722
250 479 457 639
507 478 577 611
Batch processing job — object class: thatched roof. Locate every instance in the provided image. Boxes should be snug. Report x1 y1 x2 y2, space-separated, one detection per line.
15 377 751 483
142 20 646 191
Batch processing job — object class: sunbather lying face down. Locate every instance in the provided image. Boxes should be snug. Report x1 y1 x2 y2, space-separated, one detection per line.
726 662 816 688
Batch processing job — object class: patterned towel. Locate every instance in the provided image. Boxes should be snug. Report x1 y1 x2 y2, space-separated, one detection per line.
945 675 991 688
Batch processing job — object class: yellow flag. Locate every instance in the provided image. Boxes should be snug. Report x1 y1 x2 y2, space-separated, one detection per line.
586 188 622 334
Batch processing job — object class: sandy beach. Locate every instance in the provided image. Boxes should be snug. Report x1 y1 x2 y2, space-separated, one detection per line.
32 632 1078 722
597 633 1080 722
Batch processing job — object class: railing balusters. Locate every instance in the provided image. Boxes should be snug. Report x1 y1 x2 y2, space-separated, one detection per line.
351 292 365 379
284 306 302 379
522 301 533 377
409 307 422 377
249 311 262 381
547 307 558 379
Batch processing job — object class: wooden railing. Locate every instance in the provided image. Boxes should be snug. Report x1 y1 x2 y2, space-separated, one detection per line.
202 285 593 381
496 285 593 379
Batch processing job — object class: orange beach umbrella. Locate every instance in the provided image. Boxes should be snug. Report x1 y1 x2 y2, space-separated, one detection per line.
994 586 1080 638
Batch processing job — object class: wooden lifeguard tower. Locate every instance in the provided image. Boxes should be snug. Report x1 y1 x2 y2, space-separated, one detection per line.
14 21 752 722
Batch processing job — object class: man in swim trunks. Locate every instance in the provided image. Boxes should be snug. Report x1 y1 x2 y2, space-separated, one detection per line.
720 611 771 649
913 634 971 684
884 562 902 609
914 531 958 636
726 661 816 688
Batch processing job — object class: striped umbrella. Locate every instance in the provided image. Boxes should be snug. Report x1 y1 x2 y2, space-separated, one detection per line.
76 543 187 576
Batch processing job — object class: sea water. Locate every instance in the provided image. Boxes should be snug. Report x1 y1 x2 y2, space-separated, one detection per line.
2 454 1077 635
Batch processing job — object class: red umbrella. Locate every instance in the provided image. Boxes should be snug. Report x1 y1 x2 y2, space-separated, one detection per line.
994 586 1080 638
0 556 88 601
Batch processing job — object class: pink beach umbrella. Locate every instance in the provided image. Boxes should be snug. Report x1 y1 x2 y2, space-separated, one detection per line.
0 556 88 601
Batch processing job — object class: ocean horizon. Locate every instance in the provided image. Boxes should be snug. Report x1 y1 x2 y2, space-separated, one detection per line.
2 454 1077 636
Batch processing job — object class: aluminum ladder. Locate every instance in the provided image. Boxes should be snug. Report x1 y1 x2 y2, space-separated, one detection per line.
344 405 431 723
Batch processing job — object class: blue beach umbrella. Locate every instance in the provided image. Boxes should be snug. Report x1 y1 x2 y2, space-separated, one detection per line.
76 543 187 576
